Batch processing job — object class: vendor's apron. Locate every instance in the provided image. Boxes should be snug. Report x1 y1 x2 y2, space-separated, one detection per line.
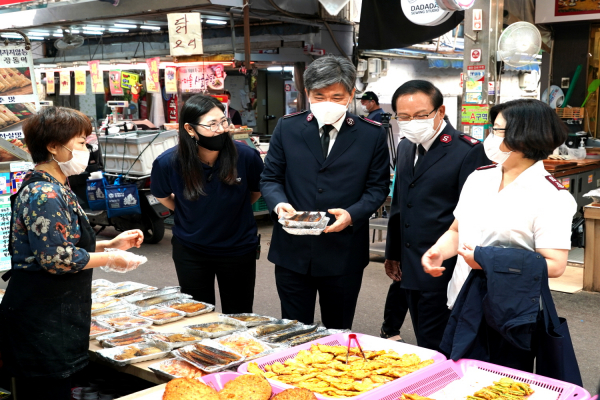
0 176 96 379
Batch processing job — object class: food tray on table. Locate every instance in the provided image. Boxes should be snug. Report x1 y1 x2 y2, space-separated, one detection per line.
92 303 137 317
237 332 446 400
282 217 329 236
94 311 154 331
172 341 246 373
91 279 114 293
93 281 150 299
185 317 247 339
161 298 214 317
214 332 280 361
145 331 203 350
358 359 591 400
131 292 185 308
95 340 171 367
279 211 326 228
96 327 158 348
123 286 181 303
220 313 278 327
135 306 186 325
90 320 115 340
91 296 130 315
148 358 206 381
258 322 319 345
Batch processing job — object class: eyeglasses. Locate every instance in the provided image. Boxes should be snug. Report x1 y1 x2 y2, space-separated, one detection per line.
396 109 437 122
490 127 506 136
190 118 232 134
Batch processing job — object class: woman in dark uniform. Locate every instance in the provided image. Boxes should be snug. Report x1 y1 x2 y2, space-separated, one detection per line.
0 107 145 400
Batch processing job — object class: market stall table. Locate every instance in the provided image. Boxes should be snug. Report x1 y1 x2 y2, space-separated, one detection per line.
88 311 221 384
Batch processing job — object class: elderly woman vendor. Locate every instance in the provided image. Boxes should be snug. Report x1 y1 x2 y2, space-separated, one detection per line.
0 107 146 400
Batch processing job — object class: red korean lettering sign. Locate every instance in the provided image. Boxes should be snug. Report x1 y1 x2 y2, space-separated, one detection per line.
88 60 104 94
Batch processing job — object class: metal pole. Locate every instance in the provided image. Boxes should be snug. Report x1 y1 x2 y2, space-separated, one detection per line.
229 12 237 55
243 0 251 71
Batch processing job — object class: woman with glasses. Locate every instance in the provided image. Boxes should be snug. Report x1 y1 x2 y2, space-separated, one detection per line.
0 107 144 400
151 94 263 313
422 99 576 369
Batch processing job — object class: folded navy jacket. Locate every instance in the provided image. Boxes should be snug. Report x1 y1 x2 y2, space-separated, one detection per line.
440 246 545 360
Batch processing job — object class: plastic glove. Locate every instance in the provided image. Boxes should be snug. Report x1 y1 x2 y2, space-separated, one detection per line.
100 248 148 273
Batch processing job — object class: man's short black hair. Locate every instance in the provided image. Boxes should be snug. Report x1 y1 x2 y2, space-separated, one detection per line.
391 80 443 113
489 99 568 161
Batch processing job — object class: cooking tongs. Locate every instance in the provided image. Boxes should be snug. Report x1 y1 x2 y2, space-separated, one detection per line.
345 333 367 364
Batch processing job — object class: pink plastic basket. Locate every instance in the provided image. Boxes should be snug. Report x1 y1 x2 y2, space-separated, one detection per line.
359 359 591 400
198 371 286 396
237 332 446 400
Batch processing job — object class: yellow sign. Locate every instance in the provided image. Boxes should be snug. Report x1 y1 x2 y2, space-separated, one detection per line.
59 70 71 96
46 71 55 94
146 57 160 93
74 70 86 95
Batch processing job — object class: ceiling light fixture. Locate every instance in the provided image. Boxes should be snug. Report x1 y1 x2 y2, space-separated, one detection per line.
108 28 129 33
114 23 137 29
140 25 161 30
205 19 227 25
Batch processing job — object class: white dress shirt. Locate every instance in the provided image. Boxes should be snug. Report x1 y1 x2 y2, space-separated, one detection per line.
318 115 345 156
413 121 446 166
446 160 577 308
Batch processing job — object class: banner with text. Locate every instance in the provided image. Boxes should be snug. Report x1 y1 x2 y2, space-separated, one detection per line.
75 70 86 95
59 70 71 96
179 65 227 93
146 57 160 93
88 61 104 94
165 66 177 94
167 13 203 56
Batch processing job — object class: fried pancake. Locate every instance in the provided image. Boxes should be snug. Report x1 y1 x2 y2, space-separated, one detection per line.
218 374 271 400
163 378 219 400
272 388 318 400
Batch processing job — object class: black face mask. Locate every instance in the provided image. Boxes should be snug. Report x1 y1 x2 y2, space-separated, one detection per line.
192 131 228 151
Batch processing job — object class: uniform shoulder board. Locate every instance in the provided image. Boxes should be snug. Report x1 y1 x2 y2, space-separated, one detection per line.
476 164 497 171
283 110 308 119
459 134 481 146
359 116 382 126
545 175 567 191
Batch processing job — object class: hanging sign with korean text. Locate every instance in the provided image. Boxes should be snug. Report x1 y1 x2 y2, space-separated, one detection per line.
179 65 227 92
461 104 489 125
146 57 160 93
121 71 139 90
74 70 86 95
165 66 178 94
88 60 104 94
167 13 203 56
109 70 123 95
59 70 71 95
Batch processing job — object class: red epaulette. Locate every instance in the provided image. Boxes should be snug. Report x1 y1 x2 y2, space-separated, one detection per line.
359 116 382 126
545 175 567 190
476 164 497 171
283 110 308 119
459 134 481 146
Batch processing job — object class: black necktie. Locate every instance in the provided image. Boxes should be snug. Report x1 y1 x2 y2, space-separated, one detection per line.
414 144 426 171
321 125 333 159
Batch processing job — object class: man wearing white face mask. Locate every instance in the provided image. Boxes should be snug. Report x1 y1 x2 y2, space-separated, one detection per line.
359 91 384 123
261 55 390 329
384 80 489 351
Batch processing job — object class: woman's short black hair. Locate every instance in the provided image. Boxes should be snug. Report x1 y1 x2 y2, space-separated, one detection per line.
489 99 568 161
176 94 238 201
391 80 443 113
23 106 92 164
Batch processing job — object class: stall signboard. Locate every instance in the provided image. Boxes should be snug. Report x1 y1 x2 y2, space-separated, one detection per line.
400 0 452 26
179 65 226 92
46 70 55 94
536 0 600 23
165 66 177 93
59 70 71 95
146 57 160 93
121 71 139 90
466 65 485 93
461 104 489 125
167 95 178 123
0 195 10 272
74 70 86 95
0 43 39 154
89 60 104 94
167 13 203 56
109 70 123 95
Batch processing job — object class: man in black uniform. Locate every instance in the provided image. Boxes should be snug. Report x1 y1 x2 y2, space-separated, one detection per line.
385 80 489 350
260 56 390 330
360 91 384 123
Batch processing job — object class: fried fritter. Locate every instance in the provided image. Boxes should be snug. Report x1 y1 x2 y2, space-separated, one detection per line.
272 388 318 400
401 395 434 400
218 374 271 400
163 377 220 400
171 302 207 313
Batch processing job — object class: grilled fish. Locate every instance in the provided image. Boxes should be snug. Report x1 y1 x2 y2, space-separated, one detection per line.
264 325 318 343
285 332 331 347
255 320 297 337
179 344 241 366
229 315 270 323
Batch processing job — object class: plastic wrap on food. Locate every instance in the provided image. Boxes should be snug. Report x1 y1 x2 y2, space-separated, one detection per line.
91 297 129 315
172 341 245 373
282 217 329 236
145 332 203 350
185 319 247 339
135 306 186 325
279 211 326 228
91 279 114 293
123 286 181 303
283 328 339 347
148 358 206 380
92 303 138 317
214 332 279 361
97 328 158 348
260 323 318 344
161 299 215 317
219 313 278 328
131 292 184 308
95 311 154 331
95 340 171 367
90 320 115 339
246 319 298 338
93 282 150 299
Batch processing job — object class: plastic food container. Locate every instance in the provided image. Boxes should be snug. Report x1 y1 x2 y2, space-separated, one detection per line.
95 340 171 367
278 211 326 228
282 217 329 236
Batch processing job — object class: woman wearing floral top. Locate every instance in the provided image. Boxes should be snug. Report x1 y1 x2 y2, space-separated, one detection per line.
0 107 146 400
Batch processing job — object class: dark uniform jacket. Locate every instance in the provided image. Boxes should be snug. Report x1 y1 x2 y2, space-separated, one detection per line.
385 123 489 291
440 246 545 361
261 110 390 277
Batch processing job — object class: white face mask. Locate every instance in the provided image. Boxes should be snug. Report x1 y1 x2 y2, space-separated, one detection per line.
397 110 441 144
361 104 369 114
484 133 512 165
53 145 89 177
309 97 350 126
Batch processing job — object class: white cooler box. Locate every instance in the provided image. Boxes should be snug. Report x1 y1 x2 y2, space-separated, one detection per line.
100 130 178 175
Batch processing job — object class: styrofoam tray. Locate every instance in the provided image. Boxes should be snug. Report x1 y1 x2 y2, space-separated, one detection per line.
358 359 590 400
237 332 446 400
